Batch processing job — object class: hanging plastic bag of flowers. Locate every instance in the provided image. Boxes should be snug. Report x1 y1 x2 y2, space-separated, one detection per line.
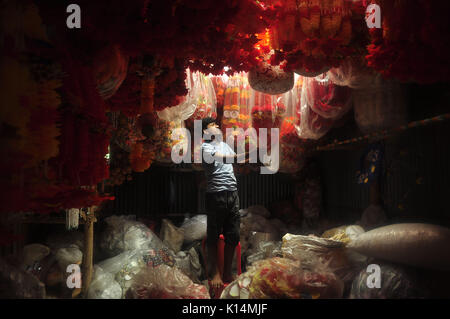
298 81 335 140
305 73 353 120
185 72 217 129
278 77 307 173
248 87 286 158
156 68 197 123
210 75 228 127
155 119 186 164
248 30 295 95
327 56 381 90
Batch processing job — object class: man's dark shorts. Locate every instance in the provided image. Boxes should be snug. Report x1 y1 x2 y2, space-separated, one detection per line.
205 190 240 247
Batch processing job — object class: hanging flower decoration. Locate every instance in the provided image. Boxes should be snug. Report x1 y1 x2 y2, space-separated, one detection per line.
305 73 353 120
365 0 450 83
265 0 366 76
249 30 295 94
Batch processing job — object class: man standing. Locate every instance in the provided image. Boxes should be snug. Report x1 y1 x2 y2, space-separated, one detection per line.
201 117 246 289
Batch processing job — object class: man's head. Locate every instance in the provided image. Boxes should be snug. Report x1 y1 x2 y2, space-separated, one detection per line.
202 117 221 140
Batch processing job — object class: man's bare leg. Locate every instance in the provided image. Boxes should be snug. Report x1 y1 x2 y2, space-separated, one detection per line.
222 243 236 283
208 240 223 289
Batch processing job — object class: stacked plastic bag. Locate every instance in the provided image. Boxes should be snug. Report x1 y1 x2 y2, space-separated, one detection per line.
179 215 207 245
221 257 343 299
185 71 217 128
281 232 367 289
100 215 169 257
278 77 306 173
126 264 210 299
156 69 197 123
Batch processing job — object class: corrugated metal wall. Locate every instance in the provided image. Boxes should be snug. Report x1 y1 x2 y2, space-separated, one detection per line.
112 166 294 217
318 120 450 227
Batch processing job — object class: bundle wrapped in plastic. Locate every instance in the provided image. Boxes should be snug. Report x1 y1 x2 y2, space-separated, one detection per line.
126 264 210 299
349 262 428 299
304 73 353 120
221 73 251 133
275 77 307 173
246 241 282 266
346 223 450 271
322 225 365 245
160 219 185 254
55 245 83 272
353 79 407 135
281 233 366 285
180 215 207 244
87 266 122 299
94 246 177 298
328 56 382 90
298 82 334 140
221 257 343 299
100 215 169 257
154 119 186 163
248 61 294 95
240 212 280 254
185 71 217 128
157 68 197 122
174 248 203 284
96 250 146 298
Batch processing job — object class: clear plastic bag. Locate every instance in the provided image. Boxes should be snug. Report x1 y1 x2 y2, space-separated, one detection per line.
87 266 122 299
55 244 83 271
154 119 186 163
246 241 282 266
305 73 353 120
221 73 252 133
174 247 203 284
100 215 168 257
328 57 382 90
127 264 210 299
298 82 334 140
180 215 207 244
160 219 185 253
157 69 197 122
248 257 343 299
278 76 307 173
248 61 295 95
281 233 363 285
185 71 217 128
96 247 176 298
353 80 408 135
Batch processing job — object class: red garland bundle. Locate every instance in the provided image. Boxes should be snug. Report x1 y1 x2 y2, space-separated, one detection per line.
305 73 353 120
266 0 366 76
366 0 450 83
36 0 275 111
